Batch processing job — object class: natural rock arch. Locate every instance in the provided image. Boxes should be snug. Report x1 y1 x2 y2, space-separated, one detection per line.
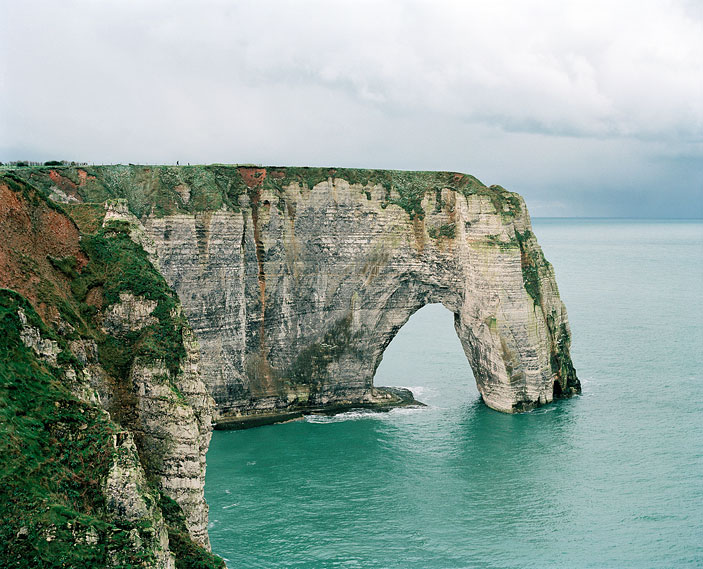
1 165 581 566
14 164 579 419
371 302 472 389
144 170 580 418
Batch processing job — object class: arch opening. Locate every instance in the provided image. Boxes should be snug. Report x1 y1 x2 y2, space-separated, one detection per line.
372 303 479 406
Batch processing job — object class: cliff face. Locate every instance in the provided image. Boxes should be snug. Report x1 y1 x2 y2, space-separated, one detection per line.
14 165 579 422
0 174 223 568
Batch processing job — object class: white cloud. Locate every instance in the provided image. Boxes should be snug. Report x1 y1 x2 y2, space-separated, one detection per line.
1 0 701 216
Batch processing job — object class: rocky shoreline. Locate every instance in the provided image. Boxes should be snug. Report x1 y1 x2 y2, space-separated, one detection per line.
214 386 423 430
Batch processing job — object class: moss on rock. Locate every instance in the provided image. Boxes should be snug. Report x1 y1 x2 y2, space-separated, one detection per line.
9 164 524 224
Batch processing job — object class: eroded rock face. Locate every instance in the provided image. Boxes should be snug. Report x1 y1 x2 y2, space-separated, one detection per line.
102 212 214 549
0 174 222 568
104 432 174 569
17 307 61 365
126 332 213 549
144 173 580 417
102 292 158 335
14 165 580 419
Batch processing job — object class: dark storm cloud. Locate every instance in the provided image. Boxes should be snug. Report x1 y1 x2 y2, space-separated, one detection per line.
1 0 701 216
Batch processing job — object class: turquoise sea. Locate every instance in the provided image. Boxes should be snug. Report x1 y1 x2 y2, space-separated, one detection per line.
205 219 703 568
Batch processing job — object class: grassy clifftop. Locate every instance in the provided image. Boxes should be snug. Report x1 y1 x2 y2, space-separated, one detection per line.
7 164 523 220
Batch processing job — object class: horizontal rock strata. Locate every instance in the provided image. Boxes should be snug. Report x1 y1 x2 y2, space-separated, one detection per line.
15 165 580 419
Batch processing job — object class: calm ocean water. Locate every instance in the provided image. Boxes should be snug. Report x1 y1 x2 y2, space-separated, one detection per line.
205 219 703 568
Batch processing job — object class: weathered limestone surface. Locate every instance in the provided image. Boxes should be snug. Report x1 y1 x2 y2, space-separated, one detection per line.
101 211 214 549
17 307 61 365
104 432 174 569
102 291 158 335
125 332 213 549
16 304 176 568
145 211 249 415
17 255 214 550
142 171 580 417
0 172 221 567
15 165 580 420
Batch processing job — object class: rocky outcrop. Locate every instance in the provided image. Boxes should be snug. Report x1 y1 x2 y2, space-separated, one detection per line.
16 291 212 565
104 198 160 266
125 336 213 549
98 209 214 549
14 165 579 420
103 432 174 569
102 292 158 334
17 306 61 365
4 290 182 569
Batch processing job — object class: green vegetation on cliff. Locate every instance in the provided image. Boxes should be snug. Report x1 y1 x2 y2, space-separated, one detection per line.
0 290 144 568
10 164 523 221
515 229 544 306
428 223 457 240
0 174 223 568
286 313 362 386
75 221 188 377
549 322 579 397
0 290 224 568
159 493 225 569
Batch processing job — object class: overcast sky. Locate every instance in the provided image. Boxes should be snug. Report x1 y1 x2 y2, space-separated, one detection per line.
1 0 701 217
